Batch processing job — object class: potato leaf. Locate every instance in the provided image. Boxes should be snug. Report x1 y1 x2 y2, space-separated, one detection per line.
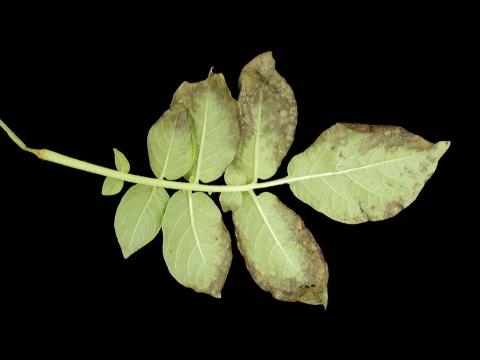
288 123 450 224
147 103 194 180
0 51 451 306
102 148 130 196
114 184 169 258
172 72 240 183
233 191 328 305
162 191 232 298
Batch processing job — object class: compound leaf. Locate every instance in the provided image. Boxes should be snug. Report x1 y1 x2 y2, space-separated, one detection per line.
288 123 450 224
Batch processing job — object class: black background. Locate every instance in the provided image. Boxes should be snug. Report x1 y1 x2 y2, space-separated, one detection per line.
0 4 468 354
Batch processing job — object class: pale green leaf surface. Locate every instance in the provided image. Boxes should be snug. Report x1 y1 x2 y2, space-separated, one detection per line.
113 148 130 173
219 166 247 212
162 191 232 298
219 191 244 213
224 52 297 186
147 104 194 180
102 177 124 196
288 123 450 224
101 148 130 196
172 72 240 183
114 184 169 258
233 191 328 305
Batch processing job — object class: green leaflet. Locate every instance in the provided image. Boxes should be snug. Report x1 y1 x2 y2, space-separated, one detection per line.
102 148 130 196
162 191 232 298
219 191 244 213
288 123 450 224
221 52 297 212
172 72 240 183
147 103 194 180
219 166 247 212
102 177 124 196
114 184 169 258
219 167 246 212
233 191 328 306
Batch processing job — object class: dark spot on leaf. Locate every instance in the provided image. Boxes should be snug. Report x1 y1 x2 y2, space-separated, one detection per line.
384 201 405 218
327 123 435 155
233 193 328 306
234 51 297 180
420 162 428 173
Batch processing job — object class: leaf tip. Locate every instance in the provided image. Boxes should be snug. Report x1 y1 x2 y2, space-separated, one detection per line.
432 140 451 160
438 140 451 150
302 290 329 308
121 248 132 259
318 290 328 309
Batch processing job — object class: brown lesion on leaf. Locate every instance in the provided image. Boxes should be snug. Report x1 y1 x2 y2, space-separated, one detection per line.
324 123 436 155
171 73 239 131
296 122 449 225
169 71 240 182
384 201 405 219
236 51 297 180
201 221 233 299
186 202 233 299
234 194 329 306
166 103 190 131
426 154 436 163
419 162 429 173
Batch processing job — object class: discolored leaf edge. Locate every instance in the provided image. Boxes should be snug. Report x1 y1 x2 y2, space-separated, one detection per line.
171 72 240 183
147 103 194 180
162 191 233 298
227 51 297 184
233 192 329 306
288 122 451 224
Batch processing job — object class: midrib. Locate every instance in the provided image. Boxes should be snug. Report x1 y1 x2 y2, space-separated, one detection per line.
160 116 177 179
193 95 209 183
248 191 298 271
127 187 156 252
188 192 207 266
290 155 415 183
252 91 263 182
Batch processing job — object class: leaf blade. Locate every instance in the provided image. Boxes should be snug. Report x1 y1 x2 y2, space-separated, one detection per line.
224 52 297 186
288 123 450 224
162 191 232 298
101 148 130 196
172 72 239 183
102 177 124 196
147 104 194 180
233 191 328 305
114 184 169 258
113 148 130 173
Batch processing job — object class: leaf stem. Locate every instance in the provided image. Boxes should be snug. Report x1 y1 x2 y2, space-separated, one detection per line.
1 119 373 193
